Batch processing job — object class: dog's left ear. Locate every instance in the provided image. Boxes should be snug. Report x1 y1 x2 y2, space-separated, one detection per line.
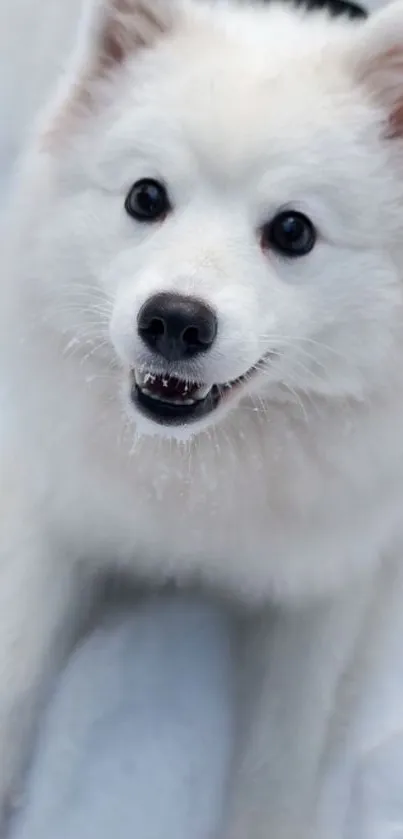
351 0 403 137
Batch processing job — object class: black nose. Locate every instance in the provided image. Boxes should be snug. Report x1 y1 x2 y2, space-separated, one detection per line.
137 292 218 362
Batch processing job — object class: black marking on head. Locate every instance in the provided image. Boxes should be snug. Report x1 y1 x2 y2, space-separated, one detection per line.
260 0 367 20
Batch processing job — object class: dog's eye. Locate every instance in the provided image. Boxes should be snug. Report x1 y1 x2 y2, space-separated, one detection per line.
125 179 170 222
262 211 316 257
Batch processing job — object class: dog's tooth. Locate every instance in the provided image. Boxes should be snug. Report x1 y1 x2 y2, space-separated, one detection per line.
194 384 212 399
134 369 156 388
147 390 165 402
134 368 143 387
171 397 196 405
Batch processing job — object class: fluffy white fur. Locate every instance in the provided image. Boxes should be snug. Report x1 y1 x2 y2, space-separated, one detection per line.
3 0 403 836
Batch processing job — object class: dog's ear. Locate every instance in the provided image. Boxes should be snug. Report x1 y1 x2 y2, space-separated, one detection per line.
81 0 174 79
43 0 177 142
351 0 403 138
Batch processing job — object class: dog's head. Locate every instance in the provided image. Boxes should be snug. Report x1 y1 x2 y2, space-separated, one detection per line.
21 0 403 439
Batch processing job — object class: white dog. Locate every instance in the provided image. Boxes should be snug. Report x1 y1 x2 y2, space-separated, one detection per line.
2 0 403 836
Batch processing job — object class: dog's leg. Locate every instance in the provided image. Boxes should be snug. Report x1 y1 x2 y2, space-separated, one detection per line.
226 583 374 839
11 595 234 839
0 522 83 835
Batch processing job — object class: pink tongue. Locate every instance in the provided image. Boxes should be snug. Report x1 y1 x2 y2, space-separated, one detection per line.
149 376 199 401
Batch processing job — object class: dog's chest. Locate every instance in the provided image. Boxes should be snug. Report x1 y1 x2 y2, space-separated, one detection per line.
49 400 399 599
16 354 403 598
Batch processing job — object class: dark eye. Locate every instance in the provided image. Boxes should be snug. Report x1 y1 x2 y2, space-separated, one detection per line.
125 179 170 222
262 210 316 258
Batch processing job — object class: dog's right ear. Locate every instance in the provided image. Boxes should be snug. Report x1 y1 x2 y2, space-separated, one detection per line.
79 0 174 80
43 0 177 141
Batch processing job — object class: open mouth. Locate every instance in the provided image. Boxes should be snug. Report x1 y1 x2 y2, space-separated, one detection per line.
131 368 247 426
